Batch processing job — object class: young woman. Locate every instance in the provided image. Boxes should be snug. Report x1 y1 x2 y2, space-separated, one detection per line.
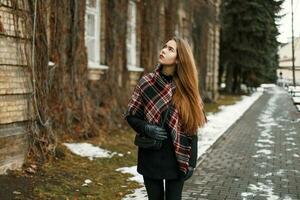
124 37 207 200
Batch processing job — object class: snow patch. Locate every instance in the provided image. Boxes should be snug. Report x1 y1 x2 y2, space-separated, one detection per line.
63 143 117 160
257 139 274 144
116 166 143 184
275 169 285 176
241 182 280 200
257 149 272 155
82 179 92 187
122 187 148 200
261 84 276 88
116 166 147 199
255 143 272 148
282 196 293 200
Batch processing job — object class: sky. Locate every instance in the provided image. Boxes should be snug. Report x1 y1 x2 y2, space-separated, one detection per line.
277 0 300 43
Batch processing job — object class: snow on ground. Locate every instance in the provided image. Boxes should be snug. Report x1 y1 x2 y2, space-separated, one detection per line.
116 166 148 200
122 187 148 200
63 142 119 160
118 86 269 200
116 166 143 184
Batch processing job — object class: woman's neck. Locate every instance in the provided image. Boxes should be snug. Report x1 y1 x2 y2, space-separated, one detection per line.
161 64 176 76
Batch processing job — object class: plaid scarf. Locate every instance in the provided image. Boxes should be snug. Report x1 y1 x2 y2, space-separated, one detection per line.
124 64 193 174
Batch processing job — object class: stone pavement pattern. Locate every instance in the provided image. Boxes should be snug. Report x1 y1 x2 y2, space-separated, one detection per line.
182 87 300 200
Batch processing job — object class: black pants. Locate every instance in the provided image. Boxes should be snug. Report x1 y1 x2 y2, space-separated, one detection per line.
143 176 184 200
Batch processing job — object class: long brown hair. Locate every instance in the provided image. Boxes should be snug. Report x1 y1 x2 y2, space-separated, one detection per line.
171 37 206 135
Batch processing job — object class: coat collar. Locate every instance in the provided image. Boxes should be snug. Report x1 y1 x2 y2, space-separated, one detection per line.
153 63 176 92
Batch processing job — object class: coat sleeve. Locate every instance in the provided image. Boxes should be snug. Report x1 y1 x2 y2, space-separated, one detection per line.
189 134 198 168
126 115 147 135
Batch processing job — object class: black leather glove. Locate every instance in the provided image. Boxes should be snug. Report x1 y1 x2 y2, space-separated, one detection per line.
144 124 168 140
182 167 194 181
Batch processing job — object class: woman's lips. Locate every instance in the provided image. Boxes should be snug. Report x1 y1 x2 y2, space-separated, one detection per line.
159 54 164 59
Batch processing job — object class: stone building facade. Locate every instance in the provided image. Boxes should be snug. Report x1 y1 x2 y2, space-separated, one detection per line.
86 0 221 101
277 37 300 86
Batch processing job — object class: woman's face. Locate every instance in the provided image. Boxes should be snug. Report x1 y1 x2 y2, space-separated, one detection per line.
158 40 177 65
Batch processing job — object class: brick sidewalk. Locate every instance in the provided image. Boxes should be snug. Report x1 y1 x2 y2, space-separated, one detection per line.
182 87 300 200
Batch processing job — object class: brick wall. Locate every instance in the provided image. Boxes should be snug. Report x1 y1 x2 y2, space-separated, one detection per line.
0 2 32 174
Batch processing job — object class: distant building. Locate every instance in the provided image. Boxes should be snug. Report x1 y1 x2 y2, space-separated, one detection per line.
277 37 300 86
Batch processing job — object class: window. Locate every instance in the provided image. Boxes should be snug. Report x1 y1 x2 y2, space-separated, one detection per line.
85 0 108 70
126 0 143 72
85 0 99 63
86 0 96 8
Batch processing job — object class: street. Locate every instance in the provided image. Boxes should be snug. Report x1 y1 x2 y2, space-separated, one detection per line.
183 86 300 200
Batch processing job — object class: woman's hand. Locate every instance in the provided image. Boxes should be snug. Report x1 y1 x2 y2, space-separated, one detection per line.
144 124 168 140
182 167 194 181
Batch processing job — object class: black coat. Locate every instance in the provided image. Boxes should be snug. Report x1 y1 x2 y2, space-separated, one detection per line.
126 70 198 179
127 114 198 179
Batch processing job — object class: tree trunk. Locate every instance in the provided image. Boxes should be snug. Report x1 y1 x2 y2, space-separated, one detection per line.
48 0 95 137
103 0 129 128
225 63 233 93
140 0 163 72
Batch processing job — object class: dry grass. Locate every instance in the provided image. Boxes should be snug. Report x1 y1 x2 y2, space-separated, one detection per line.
32 128 141 200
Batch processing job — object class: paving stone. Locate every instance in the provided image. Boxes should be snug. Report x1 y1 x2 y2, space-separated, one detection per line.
182 87 300 199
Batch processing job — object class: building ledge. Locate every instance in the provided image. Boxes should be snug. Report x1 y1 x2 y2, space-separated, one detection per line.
127 64 144 72
87 62 109 81
88 61 109 70
278 65 300 70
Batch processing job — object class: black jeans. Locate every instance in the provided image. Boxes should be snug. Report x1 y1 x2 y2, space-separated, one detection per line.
143 176 184 200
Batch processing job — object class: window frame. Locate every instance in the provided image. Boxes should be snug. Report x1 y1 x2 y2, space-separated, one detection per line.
85 0 108 70
126 0 143 72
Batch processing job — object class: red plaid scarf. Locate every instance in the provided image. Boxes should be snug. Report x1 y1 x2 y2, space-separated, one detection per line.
124 64 194 174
